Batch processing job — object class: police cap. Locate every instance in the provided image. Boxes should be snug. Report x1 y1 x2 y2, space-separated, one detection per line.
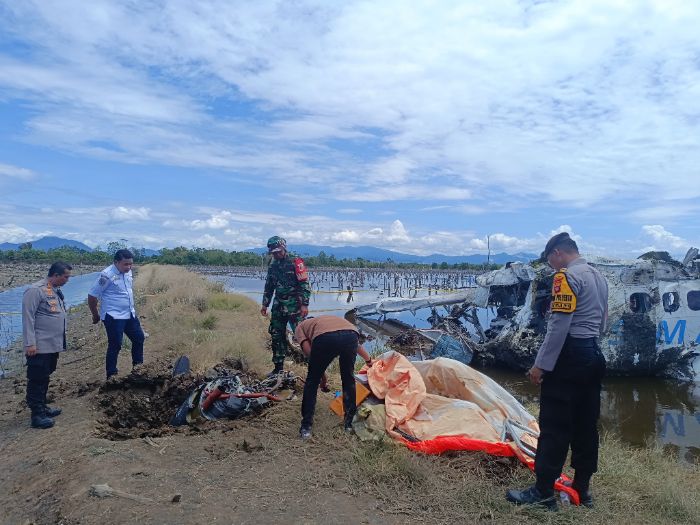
542 232 578 259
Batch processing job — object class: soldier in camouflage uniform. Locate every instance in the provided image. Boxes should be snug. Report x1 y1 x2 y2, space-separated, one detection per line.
260 236 311 375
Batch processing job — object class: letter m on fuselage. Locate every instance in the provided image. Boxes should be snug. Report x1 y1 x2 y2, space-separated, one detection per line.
657 320 686 345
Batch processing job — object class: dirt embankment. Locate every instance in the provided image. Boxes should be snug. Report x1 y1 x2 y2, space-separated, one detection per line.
0 263 103 292
1 265 699 525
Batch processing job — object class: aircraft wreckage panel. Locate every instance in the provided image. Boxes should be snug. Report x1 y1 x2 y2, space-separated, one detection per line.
351 249 700 382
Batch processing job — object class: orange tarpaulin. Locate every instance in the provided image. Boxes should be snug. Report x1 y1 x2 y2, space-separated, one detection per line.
365 352 580 506
366 352 538 443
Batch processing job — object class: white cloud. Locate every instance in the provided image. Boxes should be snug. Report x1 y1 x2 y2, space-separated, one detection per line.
0 163 36 180
549 224 582 243
0 224 33 243
385 219 411 244
468 233 534 253
192 234 223 248
344 185 471 203
641 224 689 251
466 225 586 254
331 230 361 243
189 211 231 230
109 206 151 222
5 1 698 214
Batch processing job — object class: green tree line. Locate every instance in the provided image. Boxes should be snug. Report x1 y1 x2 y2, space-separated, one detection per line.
0 241 148 265
0 244 500 271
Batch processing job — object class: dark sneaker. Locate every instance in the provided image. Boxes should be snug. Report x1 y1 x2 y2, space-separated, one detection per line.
300 427 312 440
44 406 62 418
506 485 557 511
267 365 283 378
343 416 354 434
31 415 55 429
563 480 593 508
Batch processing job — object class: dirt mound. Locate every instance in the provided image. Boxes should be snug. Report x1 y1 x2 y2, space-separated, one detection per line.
96 360 202 440
94 358 282 440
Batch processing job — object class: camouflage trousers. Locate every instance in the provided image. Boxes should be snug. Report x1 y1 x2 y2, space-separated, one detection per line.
268 300 303 365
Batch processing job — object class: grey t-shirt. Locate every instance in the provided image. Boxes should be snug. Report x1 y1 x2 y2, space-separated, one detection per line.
534 257 609 371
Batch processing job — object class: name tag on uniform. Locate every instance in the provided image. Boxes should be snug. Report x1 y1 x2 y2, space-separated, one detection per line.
551 271 577 313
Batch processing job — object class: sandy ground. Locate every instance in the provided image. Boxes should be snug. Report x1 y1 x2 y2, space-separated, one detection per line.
0 306 400 525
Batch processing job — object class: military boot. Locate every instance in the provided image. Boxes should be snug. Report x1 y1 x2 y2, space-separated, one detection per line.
44 406 62 418
31 414 54 429
506 485 557 511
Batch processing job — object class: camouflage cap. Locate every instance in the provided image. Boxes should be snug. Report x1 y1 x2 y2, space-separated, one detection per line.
267 236 287 253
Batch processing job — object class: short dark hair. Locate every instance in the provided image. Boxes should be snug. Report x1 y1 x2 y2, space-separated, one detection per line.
542 232 579 259
48 261 72 277
114 249 134 261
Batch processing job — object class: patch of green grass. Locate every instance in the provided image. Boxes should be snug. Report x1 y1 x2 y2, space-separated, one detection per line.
86 446 113 456
208 292 245 311
199 314 218 330
349 440 428 488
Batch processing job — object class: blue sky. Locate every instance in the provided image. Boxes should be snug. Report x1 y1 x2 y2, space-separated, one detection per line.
0 0 699 257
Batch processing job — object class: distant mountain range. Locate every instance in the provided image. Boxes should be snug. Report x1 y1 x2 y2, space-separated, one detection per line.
0 236 93 252
249 244 537 265
0 236 537 264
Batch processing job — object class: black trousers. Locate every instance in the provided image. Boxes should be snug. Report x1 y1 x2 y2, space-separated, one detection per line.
301 330 358 429
104 314 145 378
535 336 606 493
26 353 59 416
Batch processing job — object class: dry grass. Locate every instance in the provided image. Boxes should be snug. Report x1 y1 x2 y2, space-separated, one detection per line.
131 265 700 524
134 264 271 374
336 434 700 524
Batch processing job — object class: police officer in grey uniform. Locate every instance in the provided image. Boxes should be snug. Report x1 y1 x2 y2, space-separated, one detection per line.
507 232 608 510
88 249 144 378
22 261 72 429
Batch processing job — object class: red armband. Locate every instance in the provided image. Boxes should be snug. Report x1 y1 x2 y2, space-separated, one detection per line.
294 257 309 282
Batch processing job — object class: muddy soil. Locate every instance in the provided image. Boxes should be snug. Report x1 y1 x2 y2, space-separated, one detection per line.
96 360 201 440
94 359 295 441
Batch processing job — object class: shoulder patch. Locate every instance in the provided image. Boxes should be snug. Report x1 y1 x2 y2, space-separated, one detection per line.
551 271 577 313
98 275 108 286
293 257 309 282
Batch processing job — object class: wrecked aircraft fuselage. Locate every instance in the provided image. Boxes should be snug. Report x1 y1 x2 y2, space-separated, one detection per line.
352 249 700 382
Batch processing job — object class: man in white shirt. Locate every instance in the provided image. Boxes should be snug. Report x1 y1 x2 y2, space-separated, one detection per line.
88 249 144 379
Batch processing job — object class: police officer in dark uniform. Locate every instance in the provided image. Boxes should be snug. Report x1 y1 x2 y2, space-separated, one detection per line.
507 232 608 510
22 261 72 429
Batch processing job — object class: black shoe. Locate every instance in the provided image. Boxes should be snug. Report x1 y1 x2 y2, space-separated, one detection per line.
563 480 594 508
31 414 54 429
44 406 62 418
506 485 557 511
300 427 312 440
